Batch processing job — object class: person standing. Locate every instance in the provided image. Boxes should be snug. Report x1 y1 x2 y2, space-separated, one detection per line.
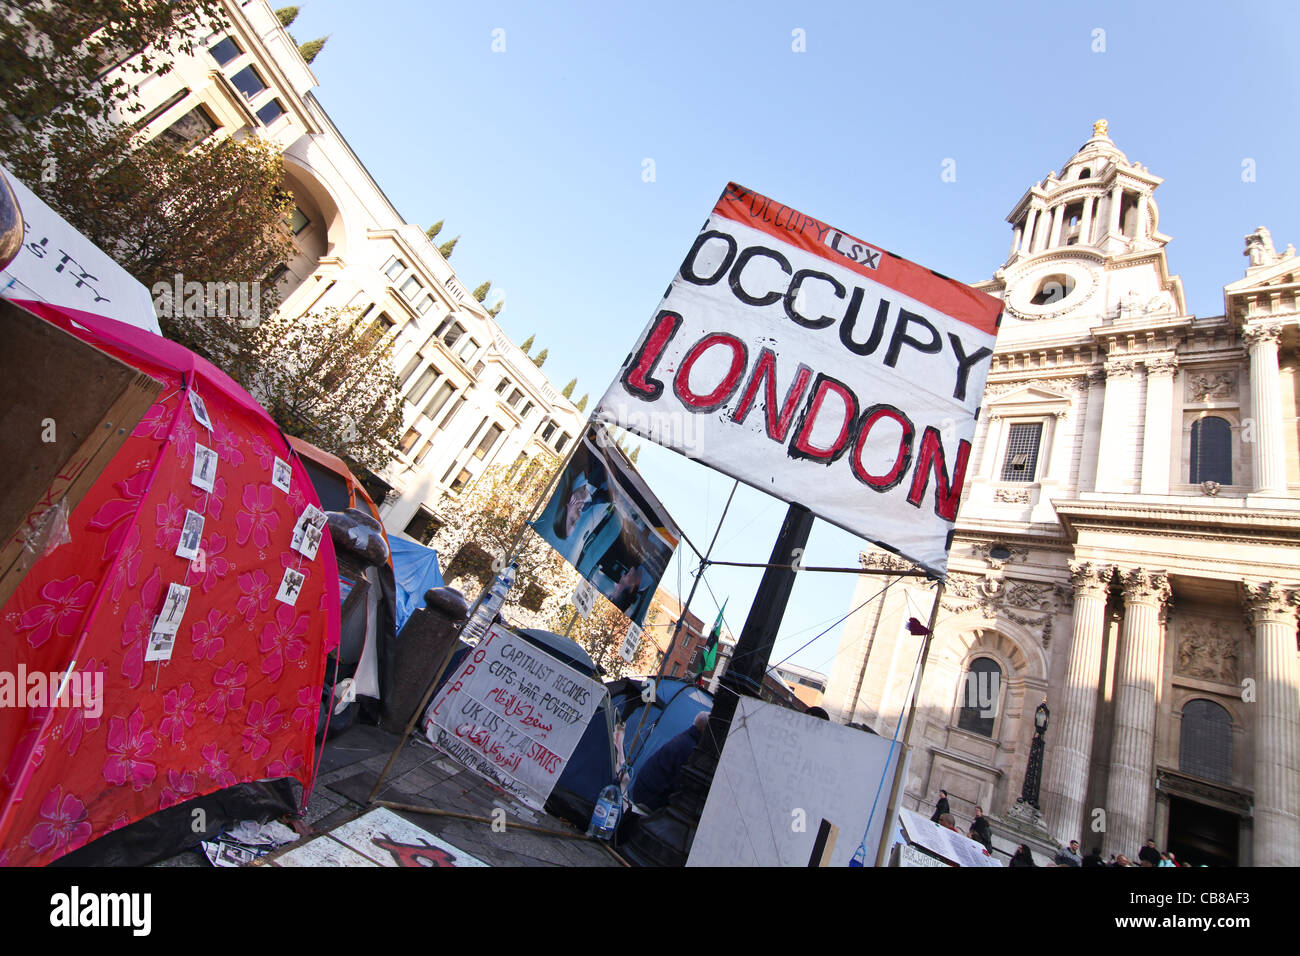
968 806 993 853
1082 846 1105 867
1054 839 1082 866
930 789 950 824
1009 844 1037 867
1138 838 1162 867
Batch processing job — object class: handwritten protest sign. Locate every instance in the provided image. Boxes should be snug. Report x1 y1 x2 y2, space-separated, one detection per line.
594 183 1002 576
423 624 604 810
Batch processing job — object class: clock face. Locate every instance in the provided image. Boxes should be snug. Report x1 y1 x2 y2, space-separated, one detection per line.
1005 260 1098 320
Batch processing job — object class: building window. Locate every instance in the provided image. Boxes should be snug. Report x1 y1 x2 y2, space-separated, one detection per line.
541 421 556 442
399 428 421 454
398 354 422 386
400 275 423 300
444 323 465 348
956 657 1001 737
520 402 533 418
406 368 438 406
495 378 511 395
209 35 243 66
403 508 442 545
449 468 473 494
1029 274 1075 305
416 294 435 315
438 395 466 432
290 206 311 236
383 256 406 281
472 360 485 377
555 432 571 454
458 337 478 362
229 64 268 100
158 104 219 149
473 423 504 460
423 382 455 422
435 316 454 338
1189 416 1232 485
507 388 524 408
256 98 287 125
1180 699 1232 784
413 441 434 465
1000 422 1043 482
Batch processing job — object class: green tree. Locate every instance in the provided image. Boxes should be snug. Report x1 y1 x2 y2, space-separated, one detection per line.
298 35 328 63
472 280 492 302
532 348 548 368
425 219 443 240
275 6 299 27
225 306 403 474
7 123 294 344
520 334 535 354
439 235 459 259
0 1 227 160
561 378 577 399
487 301 503 319
630 445 640 463
575 393 588 412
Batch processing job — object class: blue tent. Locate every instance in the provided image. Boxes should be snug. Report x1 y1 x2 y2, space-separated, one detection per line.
608 676 713 783
387 533 444 632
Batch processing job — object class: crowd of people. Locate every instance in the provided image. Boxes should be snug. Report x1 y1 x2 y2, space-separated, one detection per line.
928 790 1191 867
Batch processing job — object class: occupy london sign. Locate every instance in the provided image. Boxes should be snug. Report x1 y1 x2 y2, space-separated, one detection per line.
595 183 1002 576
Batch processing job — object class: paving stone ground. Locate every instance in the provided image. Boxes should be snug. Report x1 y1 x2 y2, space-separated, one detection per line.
155 723 622 868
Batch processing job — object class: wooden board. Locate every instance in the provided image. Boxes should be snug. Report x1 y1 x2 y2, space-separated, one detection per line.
0 299 163 606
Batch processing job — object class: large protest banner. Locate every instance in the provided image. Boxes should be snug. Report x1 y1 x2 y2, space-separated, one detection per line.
594 184 1002 576
423 624 604 810
533 427 680 626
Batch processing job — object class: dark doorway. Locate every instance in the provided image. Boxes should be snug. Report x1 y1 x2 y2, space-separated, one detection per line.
1166 796 1239 867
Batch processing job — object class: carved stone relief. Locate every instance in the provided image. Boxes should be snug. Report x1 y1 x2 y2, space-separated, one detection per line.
1174 619 1240 684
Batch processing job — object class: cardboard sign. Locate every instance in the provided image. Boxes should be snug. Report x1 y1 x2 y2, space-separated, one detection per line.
686 696 903 867
898 807 1001 868
618 622 642 664
424 624 604 811
594 184 1001 576
571 578 595 619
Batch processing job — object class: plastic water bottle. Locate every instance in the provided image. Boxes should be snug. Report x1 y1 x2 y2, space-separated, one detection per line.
463 563 517 643
587 784 622 841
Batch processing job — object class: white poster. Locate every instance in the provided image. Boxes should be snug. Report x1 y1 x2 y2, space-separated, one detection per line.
594 183 1001 576
686 696 903 867
618 622 642 664
423 624 604 811
0 164 162 334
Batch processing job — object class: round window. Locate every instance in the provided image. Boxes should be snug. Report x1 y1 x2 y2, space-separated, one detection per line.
1030 273 1076 305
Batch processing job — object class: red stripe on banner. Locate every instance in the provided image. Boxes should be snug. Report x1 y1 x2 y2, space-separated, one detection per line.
711 183 1002 337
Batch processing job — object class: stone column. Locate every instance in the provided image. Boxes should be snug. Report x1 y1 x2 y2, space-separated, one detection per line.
1045 562 1114 843
1140 356 1178 495
1048 204 1064 248
1021 208 1039 255
1010 226 1022 258
1244 322 1286 494
1079 196 1094 245
1104 568 1170 859
1243 581 1300 866
982 415 1005 480
1096 360 1137 492
1108 184 1123 237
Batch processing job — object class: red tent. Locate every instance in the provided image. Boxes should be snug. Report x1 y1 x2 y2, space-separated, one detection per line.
0 302 340 866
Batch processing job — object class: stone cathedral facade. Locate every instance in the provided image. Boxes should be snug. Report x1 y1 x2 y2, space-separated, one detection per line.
825 122 1299 866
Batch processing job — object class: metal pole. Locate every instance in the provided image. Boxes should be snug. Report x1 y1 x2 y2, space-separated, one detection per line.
873 580 945 867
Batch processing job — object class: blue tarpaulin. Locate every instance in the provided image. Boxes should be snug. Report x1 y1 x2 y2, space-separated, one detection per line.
388 534 444 632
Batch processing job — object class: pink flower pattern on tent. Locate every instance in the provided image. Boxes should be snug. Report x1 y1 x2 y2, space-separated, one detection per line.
0 303 339 866
27 786 92 856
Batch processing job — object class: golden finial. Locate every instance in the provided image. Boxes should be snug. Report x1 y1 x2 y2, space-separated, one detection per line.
1092 118 1109 137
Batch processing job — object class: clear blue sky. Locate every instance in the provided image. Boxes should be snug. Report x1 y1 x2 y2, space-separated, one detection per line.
295 0 1299 676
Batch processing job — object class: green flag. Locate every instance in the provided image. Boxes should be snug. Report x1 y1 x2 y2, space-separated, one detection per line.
698 600 726 676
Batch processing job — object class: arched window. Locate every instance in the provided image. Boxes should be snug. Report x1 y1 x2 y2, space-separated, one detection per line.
1078 168 1091 180
1190 416 1232 484
956 657 1001 737
1179 699 1232 784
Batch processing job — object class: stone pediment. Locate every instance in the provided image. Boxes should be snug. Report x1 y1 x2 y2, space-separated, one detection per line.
1223 254 1299 295
985 384 1071 417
